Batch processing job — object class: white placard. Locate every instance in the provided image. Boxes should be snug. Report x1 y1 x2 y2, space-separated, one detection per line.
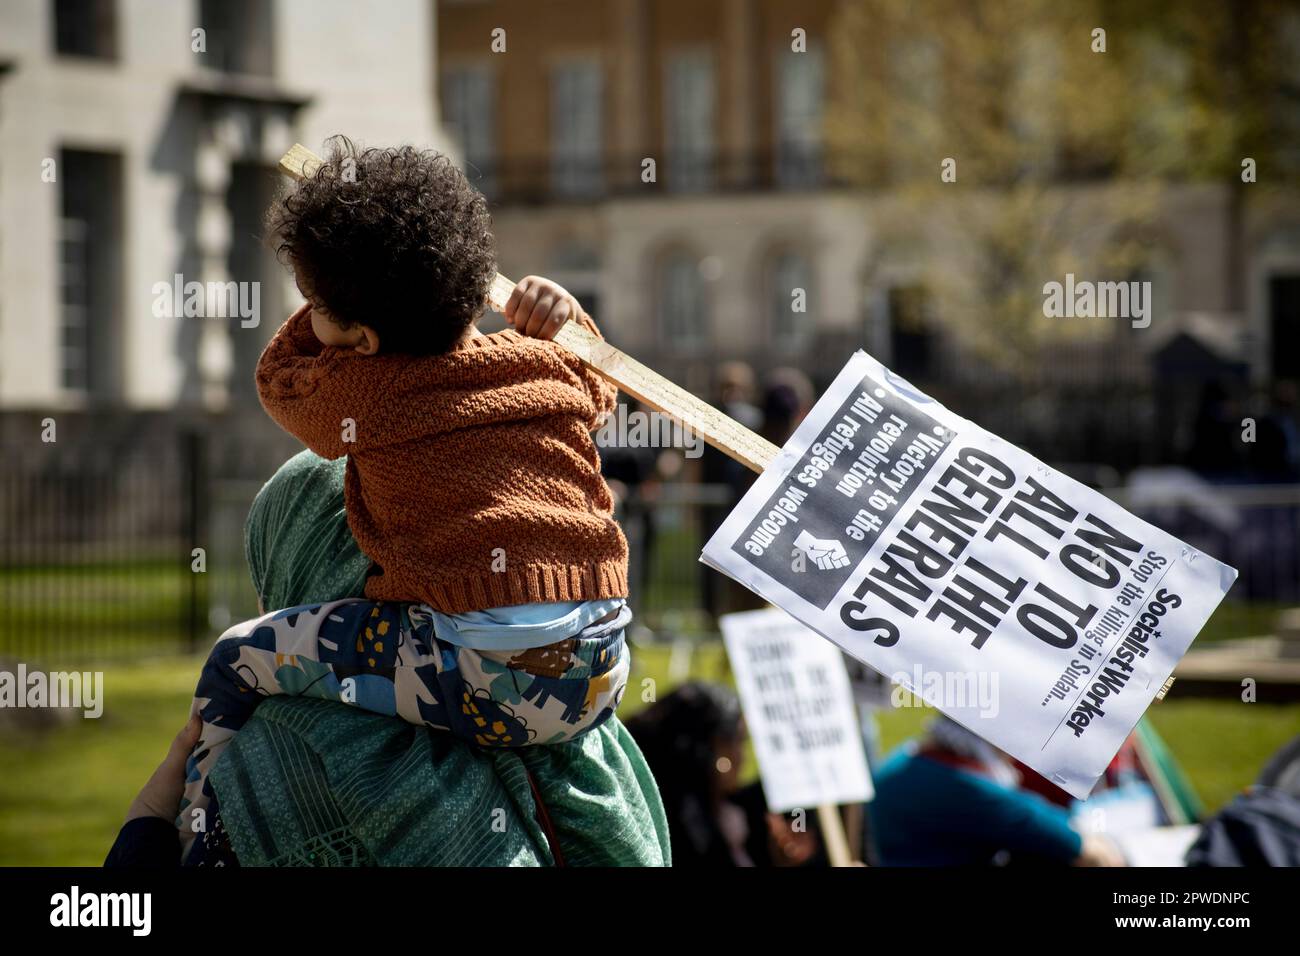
720 607 874 813
702 351 1237 799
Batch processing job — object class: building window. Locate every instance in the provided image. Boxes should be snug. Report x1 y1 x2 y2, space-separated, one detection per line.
443 65 497 196
664 50 716 192
1270 275 1300 381
1123 250 1174 338
775 46 824 188
228 162 284 405
889 39 942 179
768 251 812 351
551 61 604 198
886 284 937 381
548 243 602 326
58 217 91 393
53 0 117 60
197 0 274 76
1129 35 1191 171
1010 31 1058 175
1276 13 1300 170
657 251 709 351
59 149 123 398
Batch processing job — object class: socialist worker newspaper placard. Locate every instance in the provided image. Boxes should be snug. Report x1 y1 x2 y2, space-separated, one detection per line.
701 351 1237 799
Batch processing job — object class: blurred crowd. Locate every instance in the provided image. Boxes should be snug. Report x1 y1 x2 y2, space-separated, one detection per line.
627 681 1300 867
625 682 1127 867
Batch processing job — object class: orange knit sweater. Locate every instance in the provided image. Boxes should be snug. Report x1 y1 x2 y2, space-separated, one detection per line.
255 303 628 613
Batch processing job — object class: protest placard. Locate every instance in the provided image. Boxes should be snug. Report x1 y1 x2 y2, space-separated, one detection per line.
702 351 1238 798
720 608 873 814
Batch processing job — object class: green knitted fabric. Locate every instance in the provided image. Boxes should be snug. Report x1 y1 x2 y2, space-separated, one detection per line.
211 696 670 866
210 451 671 867
243 450 374 614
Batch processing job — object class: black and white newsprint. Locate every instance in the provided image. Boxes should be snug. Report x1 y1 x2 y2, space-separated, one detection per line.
702 351 1238 798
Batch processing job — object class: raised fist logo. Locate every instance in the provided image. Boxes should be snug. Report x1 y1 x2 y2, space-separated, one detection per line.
793 530 851 571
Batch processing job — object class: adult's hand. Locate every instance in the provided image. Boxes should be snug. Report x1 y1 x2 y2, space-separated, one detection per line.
125 714 201 824
1074 833 1127 867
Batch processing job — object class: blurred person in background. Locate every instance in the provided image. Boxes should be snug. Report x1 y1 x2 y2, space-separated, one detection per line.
761 367 815 447
626 680 828 867
727 779 826 867
1187 381 1247 480
1188 733 1300 866
701 362 765 619
1248 381 1300 482
626 682 754 866
869 715 1125 867
601 398 663 607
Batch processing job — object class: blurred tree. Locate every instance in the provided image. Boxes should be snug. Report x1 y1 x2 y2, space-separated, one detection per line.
825 0 1300 376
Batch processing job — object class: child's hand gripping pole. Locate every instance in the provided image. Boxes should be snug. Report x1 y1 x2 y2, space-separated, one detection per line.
277 143 781 475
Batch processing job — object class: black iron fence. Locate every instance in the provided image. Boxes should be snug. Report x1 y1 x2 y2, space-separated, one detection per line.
0 411 296 663
0 437 190 661
1 411 1296 664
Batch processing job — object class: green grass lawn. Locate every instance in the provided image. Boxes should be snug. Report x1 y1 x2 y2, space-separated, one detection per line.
0 654 199 866
1 643 1294 866
0 560 257 663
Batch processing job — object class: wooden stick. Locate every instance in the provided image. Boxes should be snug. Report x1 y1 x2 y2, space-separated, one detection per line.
844 800 865 862
816 804 857 867
277 144 781 474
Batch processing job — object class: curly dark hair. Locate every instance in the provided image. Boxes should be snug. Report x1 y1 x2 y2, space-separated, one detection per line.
266 136 496 355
